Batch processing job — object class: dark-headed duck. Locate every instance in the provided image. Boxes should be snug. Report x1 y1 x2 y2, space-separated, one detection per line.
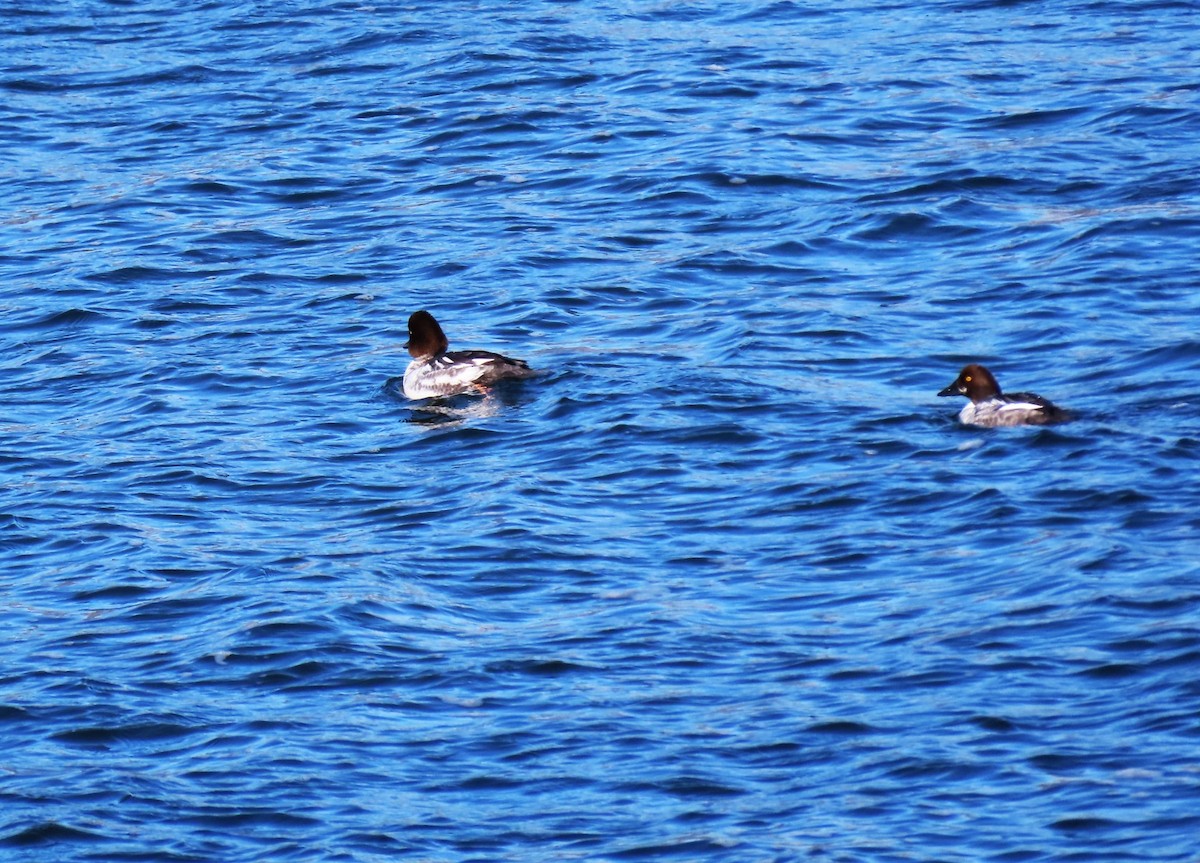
402 310 536 399
938 363 1069 427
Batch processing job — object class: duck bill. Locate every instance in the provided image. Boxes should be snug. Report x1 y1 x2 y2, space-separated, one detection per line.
937 383 959 397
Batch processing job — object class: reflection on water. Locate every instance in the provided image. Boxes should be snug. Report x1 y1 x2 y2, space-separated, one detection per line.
2 1 1199 861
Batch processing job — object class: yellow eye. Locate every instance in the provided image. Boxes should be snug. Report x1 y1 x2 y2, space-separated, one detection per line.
964 375 972 382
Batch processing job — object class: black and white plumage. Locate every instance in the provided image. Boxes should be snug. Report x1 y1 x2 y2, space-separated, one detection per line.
401 310 536 400
938 363 1069 427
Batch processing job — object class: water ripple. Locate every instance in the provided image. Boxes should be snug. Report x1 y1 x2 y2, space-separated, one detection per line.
3 1 1200 861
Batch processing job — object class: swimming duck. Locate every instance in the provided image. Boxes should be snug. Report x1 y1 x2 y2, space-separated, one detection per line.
938 363 1069 427
402 310 536 399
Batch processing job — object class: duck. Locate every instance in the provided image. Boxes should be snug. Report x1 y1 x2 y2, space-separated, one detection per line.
401 310 536 399
938 363 1069 427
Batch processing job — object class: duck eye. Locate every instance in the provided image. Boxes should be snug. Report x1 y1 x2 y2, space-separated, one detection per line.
964 375 972 382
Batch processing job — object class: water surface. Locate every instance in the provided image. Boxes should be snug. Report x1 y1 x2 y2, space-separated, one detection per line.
2 2 1199 861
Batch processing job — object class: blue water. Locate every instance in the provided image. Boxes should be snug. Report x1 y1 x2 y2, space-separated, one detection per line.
3 2 1200 861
